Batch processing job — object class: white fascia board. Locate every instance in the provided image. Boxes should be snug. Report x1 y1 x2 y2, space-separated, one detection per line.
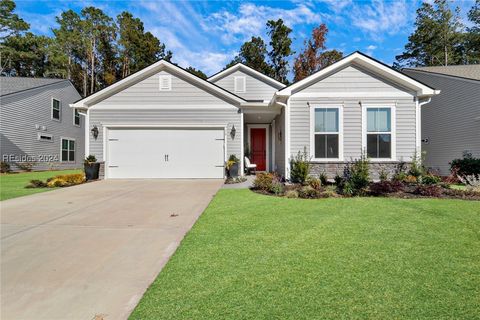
208 63 286 89
72 60 245 109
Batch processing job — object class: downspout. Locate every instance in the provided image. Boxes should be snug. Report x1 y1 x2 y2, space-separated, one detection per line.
417 97 432 158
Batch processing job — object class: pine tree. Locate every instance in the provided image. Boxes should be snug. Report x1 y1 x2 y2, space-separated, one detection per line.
267 19 293 83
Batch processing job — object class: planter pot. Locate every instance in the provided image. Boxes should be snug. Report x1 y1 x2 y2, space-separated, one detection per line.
228 163 239 178
84 162 100 181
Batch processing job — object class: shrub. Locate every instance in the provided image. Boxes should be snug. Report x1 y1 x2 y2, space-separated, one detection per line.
422 174 441 185
252 172 275 192
307 177 322 190
404 175 418 184
290 148 310 184
342 181 354 196
1 161 11 173
379 169 389 181
450 157 480 178
15 161 35 172
393 172 407 182
284 190 299 198
26 179 47 188
408 151 425 178
342 154 370 196
334 174 344 187
270 181 284 195
414 184 443 197
298 186 320 199
46 173 85 188
46 178 69 188
319 171 328 185
369 180 404 195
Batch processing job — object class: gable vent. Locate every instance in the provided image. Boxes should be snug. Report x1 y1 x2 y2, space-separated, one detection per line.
234 76 246 93
159 75 172 91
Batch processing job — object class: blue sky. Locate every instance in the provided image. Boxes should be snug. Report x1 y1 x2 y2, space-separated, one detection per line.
16 0 475 79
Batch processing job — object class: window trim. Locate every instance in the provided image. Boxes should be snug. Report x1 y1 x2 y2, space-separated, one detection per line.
73 109 81 127
361 104 396 162
234 76 246 93
51 97 61 121
37 133 53 142
158 75 172 91
309 105 343 162
60 137 76 162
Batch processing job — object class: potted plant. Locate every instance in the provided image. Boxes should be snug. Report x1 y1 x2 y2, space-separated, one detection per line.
84 155 100 181
226 154 240 178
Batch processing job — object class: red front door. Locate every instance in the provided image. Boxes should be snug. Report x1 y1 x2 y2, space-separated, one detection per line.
251 128 266 171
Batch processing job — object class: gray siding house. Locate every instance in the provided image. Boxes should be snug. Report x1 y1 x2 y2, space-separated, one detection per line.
403 66 480 175
72 52 439 180
1 77 84 171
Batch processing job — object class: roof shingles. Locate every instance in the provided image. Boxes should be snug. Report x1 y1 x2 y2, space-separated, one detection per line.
407 65 480 81
0 77 67 96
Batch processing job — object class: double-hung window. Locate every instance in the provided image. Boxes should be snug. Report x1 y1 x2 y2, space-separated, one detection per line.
74 109 80 126
61 138 75 162
52 98 61 120
366 107 393 159
313 107 341 159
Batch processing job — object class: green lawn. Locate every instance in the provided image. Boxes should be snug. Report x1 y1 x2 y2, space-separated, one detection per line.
131 189 480 320
0 169 81 201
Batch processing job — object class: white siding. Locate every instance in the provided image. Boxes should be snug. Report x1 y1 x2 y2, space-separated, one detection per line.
0 81 84 171
212 70 280 101
289 64 417 162
403 70 480 175
96 70 230 107
299 65 415 95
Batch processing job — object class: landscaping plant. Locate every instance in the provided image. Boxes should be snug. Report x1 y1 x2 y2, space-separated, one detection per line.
252 172 276 192
1 161 11 173
290 148 310 184
450 156 480 178
342 154 370 196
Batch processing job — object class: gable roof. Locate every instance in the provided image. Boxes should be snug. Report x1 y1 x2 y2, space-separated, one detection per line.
403 65 480 81
208 63 286 89
276 51 439 98
0 77 68 97
72 59 246 109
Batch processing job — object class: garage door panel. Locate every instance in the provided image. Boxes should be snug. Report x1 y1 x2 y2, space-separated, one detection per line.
107 128 224 179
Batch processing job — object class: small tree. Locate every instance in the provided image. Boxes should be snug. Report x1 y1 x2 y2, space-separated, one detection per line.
290 147 310 184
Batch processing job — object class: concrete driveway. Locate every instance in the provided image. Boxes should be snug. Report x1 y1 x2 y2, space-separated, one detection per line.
1 179 223 320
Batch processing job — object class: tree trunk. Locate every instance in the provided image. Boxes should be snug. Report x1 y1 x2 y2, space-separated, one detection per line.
67 55 71 80
444 45 448 66
90 38 96 95
83 68 87 97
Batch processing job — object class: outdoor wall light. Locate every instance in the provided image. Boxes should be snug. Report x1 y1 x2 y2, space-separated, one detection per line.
91 125 99 140
230 124 236 139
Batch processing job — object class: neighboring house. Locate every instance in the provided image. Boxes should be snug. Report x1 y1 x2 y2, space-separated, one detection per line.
1 77 84 171
403 66 480 175
71 52 439 180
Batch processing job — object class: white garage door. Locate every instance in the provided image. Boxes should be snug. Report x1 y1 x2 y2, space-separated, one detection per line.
107 128 225 179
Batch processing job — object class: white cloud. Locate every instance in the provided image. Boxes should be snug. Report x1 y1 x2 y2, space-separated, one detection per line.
365 44 377 55
349 0 411 40
202 2 326 44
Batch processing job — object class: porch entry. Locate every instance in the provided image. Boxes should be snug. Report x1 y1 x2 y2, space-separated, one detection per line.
250 127 267 171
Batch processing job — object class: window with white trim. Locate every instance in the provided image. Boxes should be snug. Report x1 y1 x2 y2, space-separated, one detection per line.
313 108 339 159
52 98 61 120
234 76 246 93
74 109 80 126
61 138 75 162
366 107 392 158
159 75 172 91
